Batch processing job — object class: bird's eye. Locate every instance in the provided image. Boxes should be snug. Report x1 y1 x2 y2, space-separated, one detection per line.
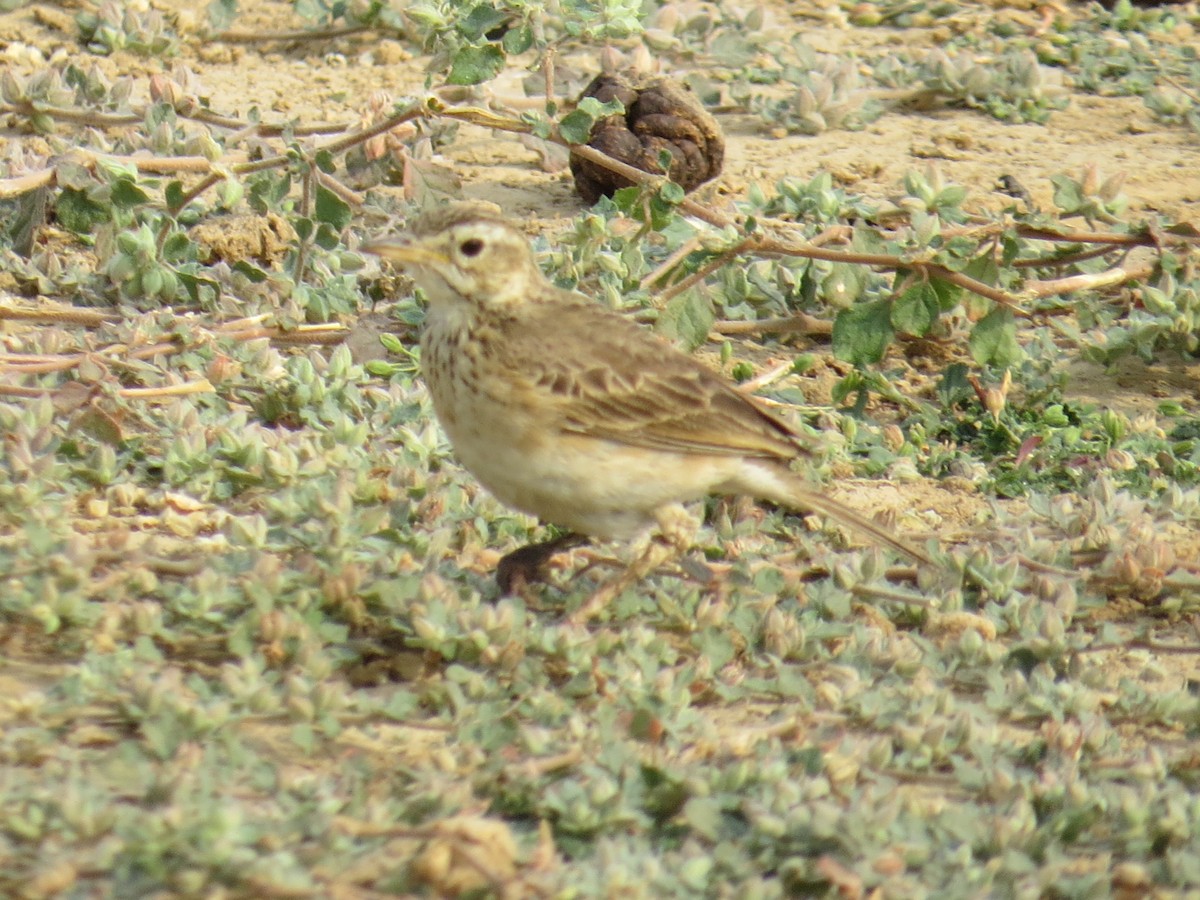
459 238 484 257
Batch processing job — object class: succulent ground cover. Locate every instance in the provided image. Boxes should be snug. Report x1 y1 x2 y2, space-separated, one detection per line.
2 0 1200 896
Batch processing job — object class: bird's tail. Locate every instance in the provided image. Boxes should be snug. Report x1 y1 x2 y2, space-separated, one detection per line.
736 462 936 566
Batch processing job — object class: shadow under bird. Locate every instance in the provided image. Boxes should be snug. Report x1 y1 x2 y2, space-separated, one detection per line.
363 202 934 612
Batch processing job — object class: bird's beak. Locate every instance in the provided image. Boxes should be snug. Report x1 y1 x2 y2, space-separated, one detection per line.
361 235 449 269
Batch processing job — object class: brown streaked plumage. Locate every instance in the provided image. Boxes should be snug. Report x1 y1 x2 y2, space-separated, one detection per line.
363 202 933 605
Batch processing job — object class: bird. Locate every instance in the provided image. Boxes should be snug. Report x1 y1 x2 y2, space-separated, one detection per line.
363 202 933 618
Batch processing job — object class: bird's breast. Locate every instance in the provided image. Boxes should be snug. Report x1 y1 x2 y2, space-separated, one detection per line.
420 316 542 448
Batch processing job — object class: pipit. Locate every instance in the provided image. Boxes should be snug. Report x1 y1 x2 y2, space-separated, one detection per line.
364 202 933 616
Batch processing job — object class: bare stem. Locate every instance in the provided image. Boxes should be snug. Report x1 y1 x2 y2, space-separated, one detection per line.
0 101 349 138
0 304 118 326
316 101 424 157
712 314 831 337
1023 262 1156 299
651 240 755 307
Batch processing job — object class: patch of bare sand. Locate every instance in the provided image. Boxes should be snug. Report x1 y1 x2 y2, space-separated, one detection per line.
1066 356 1200 417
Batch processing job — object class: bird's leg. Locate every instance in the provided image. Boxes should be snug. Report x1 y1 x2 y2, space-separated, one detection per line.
496 532 589 594
567 504 698 625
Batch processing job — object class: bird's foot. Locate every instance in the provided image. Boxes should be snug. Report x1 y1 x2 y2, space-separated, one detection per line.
496 532 589 594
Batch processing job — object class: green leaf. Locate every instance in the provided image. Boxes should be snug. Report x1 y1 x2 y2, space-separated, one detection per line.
162 231 194 261
111 178 150 207
291 723 315 754
231 260 268 283
558 108 597 145
74 404 126 446
460 4 509 39
526 111 553 139
659 181 685 204
580 96 624 118
314 149 336 174
247 171 292 214
176 270 213 304
937 362 972 407
1049 174 1084 215
849 223 887 255
821 262 865 308
447 44 504 86
931 276 963 310
5 186 47 256
55 187 110 234
647 194 678 230
657 289 714 351
501 23 533 54
832 299 894 366
682 797 723 842
943 235 977 259
969 306 1023 368
365 360 402 377
314 222 340 250
216 178 243 210
559 98 621 145
165 180 185 211
54 160 96 191
891 281 939 336
934 184 968 208
314 185 351 231
207 0 238 30
612 186 641 214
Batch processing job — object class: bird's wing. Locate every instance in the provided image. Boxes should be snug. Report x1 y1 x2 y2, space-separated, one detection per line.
507 299 812 461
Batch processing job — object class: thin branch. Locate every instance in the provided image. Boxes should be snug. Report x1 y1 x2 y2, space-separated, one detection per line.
0 94 408 204
639 236 700 289
0 304 118 326
0 101 349 138
1158 74 1200 106
1014 555 1084 577
316 170 366 208
0 384 47 398
1077 637 1200 656
0 168 55 199
187 107 349 136
0 318 350 378
650 239 755 307
929 266 1029 312
712 314 831 337
1017 224 1197 246
171 172 224 213
119 379 214 399
316 101 424 157
0 378 213 400
0 150 254 201
753 235 1028 314
1011 244 1119 269
850 581 936 608
1023 262 1156 299
0 102 139 127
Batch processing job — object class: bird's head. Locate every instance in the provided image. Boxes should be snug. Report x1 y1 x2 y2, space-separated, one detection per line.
363 202 542 311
